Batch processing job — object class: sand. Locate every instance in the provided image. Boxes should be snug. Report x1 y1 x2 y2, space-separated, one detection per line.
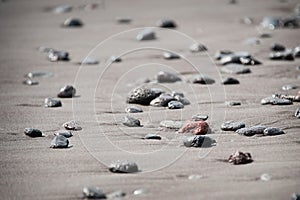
0 0 300 199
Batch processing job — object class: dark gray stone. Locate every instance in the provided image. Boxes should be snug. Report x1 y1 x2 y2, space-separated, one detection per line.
222 77 239 85
24 128 43 137
150 93 175 107
156 71 181 83
136 29 156 41
57 85 76 98
44 97 62 107
50 135 69 148
109 160 139 173
116 17 132 24
82 186 106 199
168 100 184 109
192 75 215 84
157 18 177 28
23 79 39 86
123 116 141 127
62 18 83 27
221 120 245 131
143 133 161 140
236 125 267 136
263 127 285 136
127 87 159 105
271 43 286 51
183 135 216 148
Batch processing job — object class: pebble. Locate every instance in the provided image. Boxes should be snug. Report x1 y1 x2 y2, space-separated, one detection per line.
109 160 139 173
47 50 70 62
174 95 190 105
192 114 208 121
133 188 148 195
235 125 267 136
260 173 272 181
52 5 72 14
63 120 82 131
220 53 261 65
127 87 159 105
225 101 241 106
79 57 99 65
222 77 240 85
295 108 300 118
269 50 294 61
261 16 280 29
23 79 38 86
106 190 126 199
220 64 251 74
189 43 207 52
54 130 72 138
183 135 216 148
136 29 156 41
160 120 183 129
271 43 286 51
143 133 161 140
263 127 285 136
82 186 106 199
292 193 300 200
25 71 53 79
156 71 181 83
116 17 132 24
272 94 300 102
178 120 209 135
163 52 180 60
110 55 122 63
192 75 215 84
123 116 141 127
168 100 184 109
228 151 253 165
150 93 175 107
24 128 43 137
62 18 83 27
157 18 177 28
261 96 292 105
259 33 272 38
57 85 76 98
125 106 143 113
50 135 69 148
221 120 245 131
282 84 297 91
44 97 62 107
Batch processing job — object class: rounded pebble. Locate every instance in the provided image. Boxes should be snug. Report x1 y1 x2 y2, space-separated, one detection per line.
222 77 240 85
183 135 216 148
156 71 181 83
157 18 177 28
192 75 215 84
221 120 245 131
125 106 143 113
235 125 267 136
24 128 43 137
50 135 69 148
143 133 161 140
123 116 141 127
63 120 82 131
62 18 83 27
163 52 180 60
127 87 159 105
109 160 139 173
263 127 284 136
136 29 156 41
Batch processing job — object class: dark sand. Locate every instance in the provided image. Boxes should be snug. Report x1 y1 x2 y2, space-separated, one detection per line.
0 0 300 199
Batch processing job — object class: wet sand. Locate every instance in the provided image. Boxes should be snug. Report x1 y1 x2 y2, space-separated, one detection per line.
0 0 300 199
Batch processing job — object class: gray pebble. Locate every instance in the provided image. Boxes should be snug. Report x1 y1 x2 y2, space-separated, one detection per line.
54 130 72 138
123 116 141 127
221 120 245 131
263 127 285 136
150 93 175 107
189 43 207 52
109 160 139 173
171 91 184 98
222 77 240 85
163 52 180 60
143 133 161 140
192 75 215 84
133 188 148 195
63 120 82 131
106 190 126 199
183 135 216 148
282 84 297 91
295 108 300 118
44 97 62 107
236 125 267 136
168 100 184 109
51 5 72 14
192 114 208 121
225 101 241 106
259 33 272 38
127 87 159 105
221 64 251 74
57 85 76 98
294 46 300 57
50 135 69 148
23 79 38 86
62 18 83 27
125 106 143 113
156 71 181 83
157 18 177 28
136 29 156 41
174 96 190 105
160 120 183 129
47 49 69 62
271 43 286 51
261 96 292 105
110 55 122 63
25 71 53 79
82 186 106 199
24 128 43 137
80 57 99 65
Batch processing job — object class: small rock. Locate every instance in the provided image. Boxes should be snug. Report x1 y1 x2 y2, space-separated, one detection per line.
133 188 148 195
125 106 143 113
183 135 216 147
292 193 300 200
236 125 267 136
225 101 241 106
116 17 132 24
261 16 280 29
282 84 297 91
44 97 62 107
263 127 285 136
156 71 181 83
192 75 215 84
79 57 99 65
54 130 72 138
25 71 53 78
136 29 156 41
163 52 180 60
221 120 245 131
259 33 272 38
47 50 69 61
260 173 272 181
228 151 253 165
150 93 175 107
50 135 69 148
168 101 184 109
109 160 139 173
127 87 159 105
143 133 161 140
222 77 240 85
160 120 183 129
82 186 106 199
57 85 76 98
110 55 122 63
23 79 39 86
178 120 209 135
157 18 177 28
106 190 126 199
221 64 251 74
192 114 208 121
261 96 292 105
270 50 294 61
221 53 261 65
63 120 82 131
24 128 43 137
123 116 141 127
189 43 207 52
271 43 286 51
272 93 300 102
62 18 83 27
295 108 300 118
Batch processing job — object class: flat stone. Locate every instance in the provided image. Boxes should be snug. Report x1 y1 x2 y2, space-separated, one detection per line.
57 85 76 98
24 128 43 137
82 186 106 199
228 151 253 165
163 52 180 60
125 106 143 113
192 75 215 84
54 130 72 138
282 84 297 91
225 101 241 106
221 120 245 131
261 96 292 105
123 116 141 127
156 71 181 83
23 79 39 86
263 127 285 136
143 133 161 140
150 93 175 107
62 18 83 27
136 29 156 41
63 120 82 131
271 43 286 51
79 57 99 65
222 77 240 85
295 108 300 118
157 18 177 28
127 87 159 105
183 135 216 148
160 120 183 129
109 160 139 173
44 97 62 107
48 50 69 62
168 100 184 109
178 120 209 135
236 125 267 136
221 64 251 74
221 53 261 65
189 43 207 52
50 135 69 148
191 114 208 121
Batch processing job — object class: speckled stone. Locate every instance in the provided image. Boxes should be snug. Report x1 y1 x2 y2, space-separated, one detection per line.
178 120 209 135
168 100 184 109
235 125 267 136
183 135 216 148
263 127 285 136
221 120 245 131
143 133 161 140
156 71 181 83
123 116 141 127
44 97 62 107
57 85 76 98
24 128 43 137
82 186 106 199
50 135 69 148
228 151 253 165
127 87 159 105
109 160 139 173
